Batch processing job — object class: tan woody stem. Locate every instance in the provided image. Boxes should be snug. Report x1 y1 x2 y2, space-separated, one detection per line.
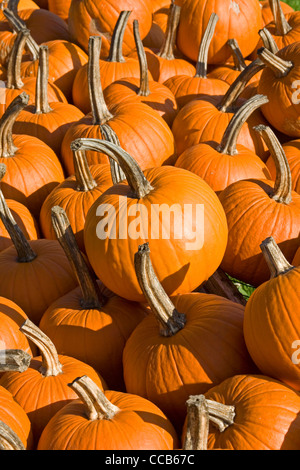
260 237 294 278
158 2 181 60
133 19 150 97
134 243 186 337
259 28 279 54
69 375 119 421
20 319 63 377
0 92 29 157
0 163 37 262
227 39 247 71
0 421 25 450
257 47 293 78
218 94 269 155
35 45 52 114
107 11 131 63
100 126 126 184
71 139 153 199
3 4 39 60
254 125 292 204
195 13 218 78
0 350 31 373
73 148 97 192
269 0 292 35
6 28 30 89
51 206 107 309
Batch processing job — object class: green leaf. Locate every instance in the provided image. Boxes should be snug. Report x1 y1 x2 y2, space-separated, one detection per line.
280 0 300 10
227 275 256 301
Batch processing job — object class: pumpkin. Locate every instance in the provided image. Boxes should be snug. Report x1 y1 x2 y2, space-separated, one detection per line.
266 139 300 194
37 375 179 450
175 95 271 193
163 13 229 109
0 92 64 217
257 44 300 138
48 0 71 21
61 36 176 176
151 0 171 14
0 185 78 323
195 375 300 450
293 247 300 265
219 125 300 287
68 0 153 57
0 320 106 446
0 385 33 449
103 19 178 127
142 3 169 50
177 0 262 64
171 59 269 160
39 206 148 391
260 0 294 27
122 243 256 431
72 11 142 115
13 45 84 156
243 237 300 391
0 0 39 22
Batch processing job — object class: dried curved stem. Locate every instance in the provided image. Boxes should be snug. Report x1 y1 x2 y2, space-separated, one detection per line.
35 45 52 114
134 243 186 337
107 11 131 63
133 19 150 97
0 421 25 450
269 0 292 36
69 375 119 421
100 126 126 184
0 162 37 262
218 95 269 155
157 2 181 60
260 237 294 278
259 28 279 54
20 319 63 377
51 206 107 309
88 36 113 126
0 349 31 373
227 39 246 71
6 28 30 89
0 92 29 157
3 5 39 60
195 13 218 78
73 148 97 192
257 47 293 78
70 139 153 199
254 125 292 204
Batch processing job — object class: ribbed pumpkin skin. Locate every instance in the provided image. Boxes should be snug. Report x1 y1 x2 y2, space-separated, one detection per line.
0 31 18 67
39 284 148 390
177 0 262 64
48 0 72 20
0 386 33 450
0 0 39 21
175 143 271 194
171 96 269 160
243 267 300 391
266 140 300 194
219 180 300 287
84 166 228 302
204 375 300 450
0 134 64 217
61 102 176 176
37 390 179 450
0 240 78 324
259 12 300 52
123 293 256 431
0 356 105 447
258 42 300 138
68 0 153 57
260 0 294 26
20 40 88 101
39 164 113 252
13 102 84 157
0 199 39 252
142 48 196 84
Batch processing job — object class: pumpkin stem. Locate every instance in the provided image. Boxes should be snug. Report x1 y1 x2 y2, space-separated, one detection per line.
183 395 236 450
269 0 292 36
195 13 218 79
260 237 294 278
157 1 181 60
134 243 186 337
217 94 269 156
0 162 37 262
100 126 126 184
51 206 107 309
254 125 292 204
227 39 247 72
73 148 98 192
20 319 63 377
6 28 29 89
133 19 150 97
218 59 265 113
70 139 153 199
35 45 52 114
107 10 131 63
258 28 279 54
3 5 39 60
0 349 31 373
88 36 113 126
0 92 29 158
0 421 25 451
257 47 293 78
69 375 119 421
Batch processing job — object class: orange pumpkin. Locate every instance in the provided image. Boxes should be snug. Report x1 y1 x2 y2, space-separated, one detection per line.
260 0 294 27
143 3 169 50
293 246 300 265
37 375 179 450
266 138 300 194
48 0 71 21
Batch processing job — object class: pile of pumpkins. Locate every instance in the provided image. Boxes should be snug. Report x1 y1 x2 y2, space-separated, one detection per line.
0 0 299 451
